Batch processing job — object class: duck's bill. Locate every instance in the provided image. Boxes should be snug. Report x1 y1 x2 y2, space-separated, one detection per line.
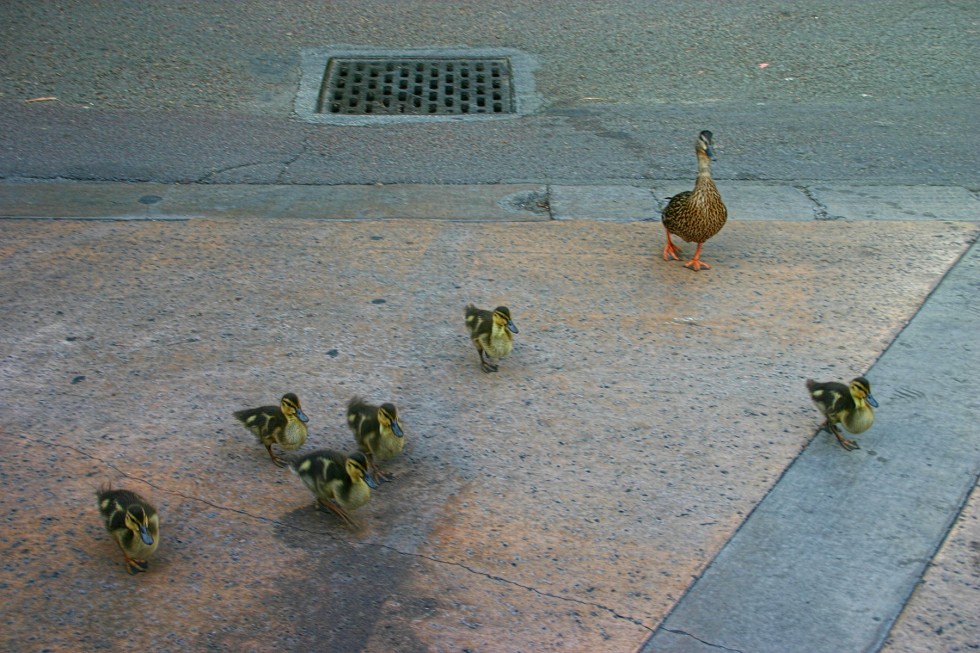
138 524 154 546
297 409 310 423
866 394 879 408
507 320 519 334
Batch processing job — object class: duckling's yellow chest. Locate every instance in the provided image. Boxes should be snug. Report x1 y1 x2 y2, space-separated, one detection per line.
280 419 308 449
338 481 372 511
841 405 875 434
481 324 514 358
373 428 405 460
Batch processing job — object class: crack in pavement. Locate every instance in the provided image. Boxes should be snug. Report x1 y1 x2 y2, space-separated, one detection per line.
659 627 745 652
195 134 310 184
51 438 656 633
796 185 843 221
275 134 310 184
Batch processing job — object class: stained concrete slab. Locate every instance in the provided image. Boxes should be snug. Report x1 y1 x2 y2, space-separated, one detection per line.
5 180 976 224
549 185 658 221
0 181 550 221
640 241 980 653
810 185 980 221
0 214 976 652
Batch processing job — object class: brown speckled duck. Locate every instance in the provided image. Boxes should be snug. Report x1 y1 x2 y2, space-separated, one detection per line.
661 130 728 271
806 376 878 451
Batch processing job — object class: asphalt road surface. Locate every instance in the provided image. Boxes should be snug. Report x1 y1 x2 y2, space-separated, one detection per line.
1 0 977 186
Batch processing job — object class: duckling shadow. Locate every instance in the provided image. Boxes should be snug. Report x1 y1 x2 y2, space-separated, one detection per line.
269 505 431 650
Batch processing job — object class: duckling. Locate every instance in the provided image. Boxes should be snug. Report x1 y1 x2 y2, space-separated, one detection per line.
806 376 879 451
234 392 309 467
661 130 728 271
290 450 377 528
347 396 405 482
465 304 518 373
96 485 160 574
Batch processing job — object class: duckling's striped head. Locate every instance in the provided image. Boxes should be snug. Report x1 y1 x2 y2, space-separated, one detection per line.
697 130 717 161
280 393 309 423
346 452 378 489
849 377 878 408
124 505 154 546
379 403 404 438
492 306 518 334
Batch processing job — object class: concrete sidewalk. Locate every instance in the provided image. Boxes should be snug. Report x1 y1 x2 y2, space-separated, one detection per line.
1 179 978 223
0 181 977 652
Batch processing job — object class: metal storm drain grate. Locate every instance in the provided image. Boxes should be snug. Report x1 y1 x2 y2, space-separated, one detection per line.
318 57 515 116
296 48 538 124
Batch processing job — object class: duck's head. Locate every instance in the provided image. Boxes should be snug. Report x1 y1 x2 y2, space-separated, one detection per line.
346 452 378 489
696 130 717 161
493 306 518 334
379 403 404 438
124 505 154 546
281 393 309 423
850 377 878 408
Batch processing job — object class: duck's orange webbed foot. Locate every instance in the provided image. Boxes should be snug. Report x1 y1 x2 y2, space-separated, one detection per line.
682 243 712 271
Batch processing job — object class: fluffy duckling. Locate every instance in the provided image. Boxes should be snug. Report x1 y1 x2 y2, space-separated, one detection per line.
96 485 160 574
290 450 377 528
806 376 879 451
347 396 405 482
234 392 309 467
661 130 728 271
465 304 518 373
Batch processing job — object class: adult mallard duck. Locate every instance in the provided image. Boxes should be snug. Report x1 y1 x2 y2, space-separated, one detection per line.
806 376 879 450
347 396 405 482
661 130 728 271
290 450 377 528
96 485 160 574
234 392 309 467
465 304 518 373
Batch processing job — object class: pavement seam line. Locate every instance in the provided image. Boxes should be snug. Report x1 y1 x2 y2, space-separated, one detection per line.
659 627 745 652
54 437 657 632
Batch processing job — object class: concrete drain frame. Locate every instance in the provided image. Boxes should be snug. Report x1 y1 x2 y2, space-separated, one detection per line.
296 46 541 125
